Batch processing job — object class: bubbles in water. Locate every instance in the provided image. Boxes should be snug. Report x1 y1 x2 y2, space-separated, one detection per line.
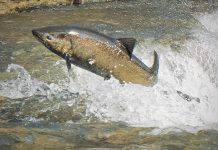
190 10 218 87
196 10 218 34
0 10 218 131
0 64 45 98
78 10 218 129
82 42 218 128
0 64 78 102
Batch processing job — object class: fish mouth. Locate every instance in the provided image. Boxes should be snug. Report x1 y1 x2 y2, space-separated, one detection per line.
32 29 45 44
32 29 38 37
32 29 52 52
32 28 67 60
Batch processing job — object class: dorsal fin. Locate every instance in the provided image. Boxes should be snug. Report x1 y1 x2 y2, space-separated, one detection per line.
117 38 136 57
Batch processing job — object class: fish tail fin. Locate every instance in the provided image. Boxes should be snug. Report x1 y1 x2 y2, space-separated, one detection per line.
150 51 159 76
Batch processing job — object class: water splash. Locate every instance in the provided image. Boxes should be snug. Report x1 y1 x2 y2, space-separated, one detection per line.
0 10 218 131
0 64 44 98
196 10 218 34
0 64 78 102
73 10 218 129
83 42 218 128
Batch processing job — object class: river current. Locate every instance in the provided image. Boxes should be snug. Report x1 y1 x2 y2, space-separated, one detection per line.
0 0 218 149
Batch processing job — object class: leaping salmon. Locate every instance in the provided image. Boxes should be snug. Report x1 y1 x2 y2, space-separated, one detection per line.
32 26 159 86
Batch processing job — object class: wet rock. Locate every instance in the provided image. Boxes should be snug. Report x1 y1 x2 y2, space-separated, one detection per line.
0 93 98 124
0 0 70 15
0 0 115 15
74 0 114 4
39 97 88 123
0 134 20 145
161 144 185 150
0 124 217 149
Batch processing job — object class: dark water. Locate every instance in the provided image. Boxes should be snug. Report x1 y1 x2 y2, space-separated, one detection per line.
0 0 218 149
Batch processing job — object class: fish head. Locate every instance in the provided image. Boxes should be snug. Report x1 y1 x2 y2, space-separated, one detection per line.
32 26 73 57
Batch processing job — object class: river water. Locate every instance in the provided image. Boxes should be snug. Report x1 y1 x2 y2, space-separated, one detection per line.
0 0 218 149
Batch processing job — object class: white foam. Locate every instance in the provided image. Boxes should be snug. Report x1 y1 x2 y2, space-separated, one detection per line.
1 10 218 131
82 42 218 128
69 31 79 35
72 10 218 129
0 64 76 102
0 64 47 99
195 10 218 34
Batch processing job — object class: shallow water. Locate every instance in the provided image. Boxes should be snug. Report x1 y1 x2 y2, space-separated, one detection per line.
0 0 218 149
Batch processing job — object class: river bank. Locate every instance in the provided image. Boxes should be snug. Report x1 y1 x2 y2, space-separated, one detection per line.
0 0 114 15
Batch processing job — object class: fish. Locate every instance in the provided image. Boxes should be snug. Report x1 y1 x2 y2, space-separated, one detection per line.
32 26 159 86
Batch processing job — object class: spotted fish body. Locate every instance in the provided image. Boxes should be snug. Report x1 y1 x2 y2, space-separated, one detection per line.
32 26 159 86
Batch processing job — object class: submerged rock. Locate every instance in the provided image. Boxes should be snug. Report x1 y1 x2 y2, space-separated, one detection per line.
0 123 217 149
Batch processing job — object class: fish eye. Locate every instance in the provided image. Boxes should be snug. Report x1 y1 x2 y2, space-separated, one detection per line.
46 34 54 41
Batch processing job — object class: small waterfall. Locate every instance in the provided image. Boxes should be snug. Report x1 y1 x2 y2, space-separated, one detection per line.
0 10 218 131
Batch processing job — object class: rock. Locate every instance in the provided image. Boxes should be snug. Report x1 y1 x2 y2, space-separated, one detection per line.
0 0 115 15
0 124 217 149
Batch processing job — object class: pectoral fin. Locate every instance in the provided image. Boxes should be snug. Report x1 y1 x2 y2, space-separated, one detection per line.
150 51 159 76
117 38 136 57
104 74 111 80
65 55 71 72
